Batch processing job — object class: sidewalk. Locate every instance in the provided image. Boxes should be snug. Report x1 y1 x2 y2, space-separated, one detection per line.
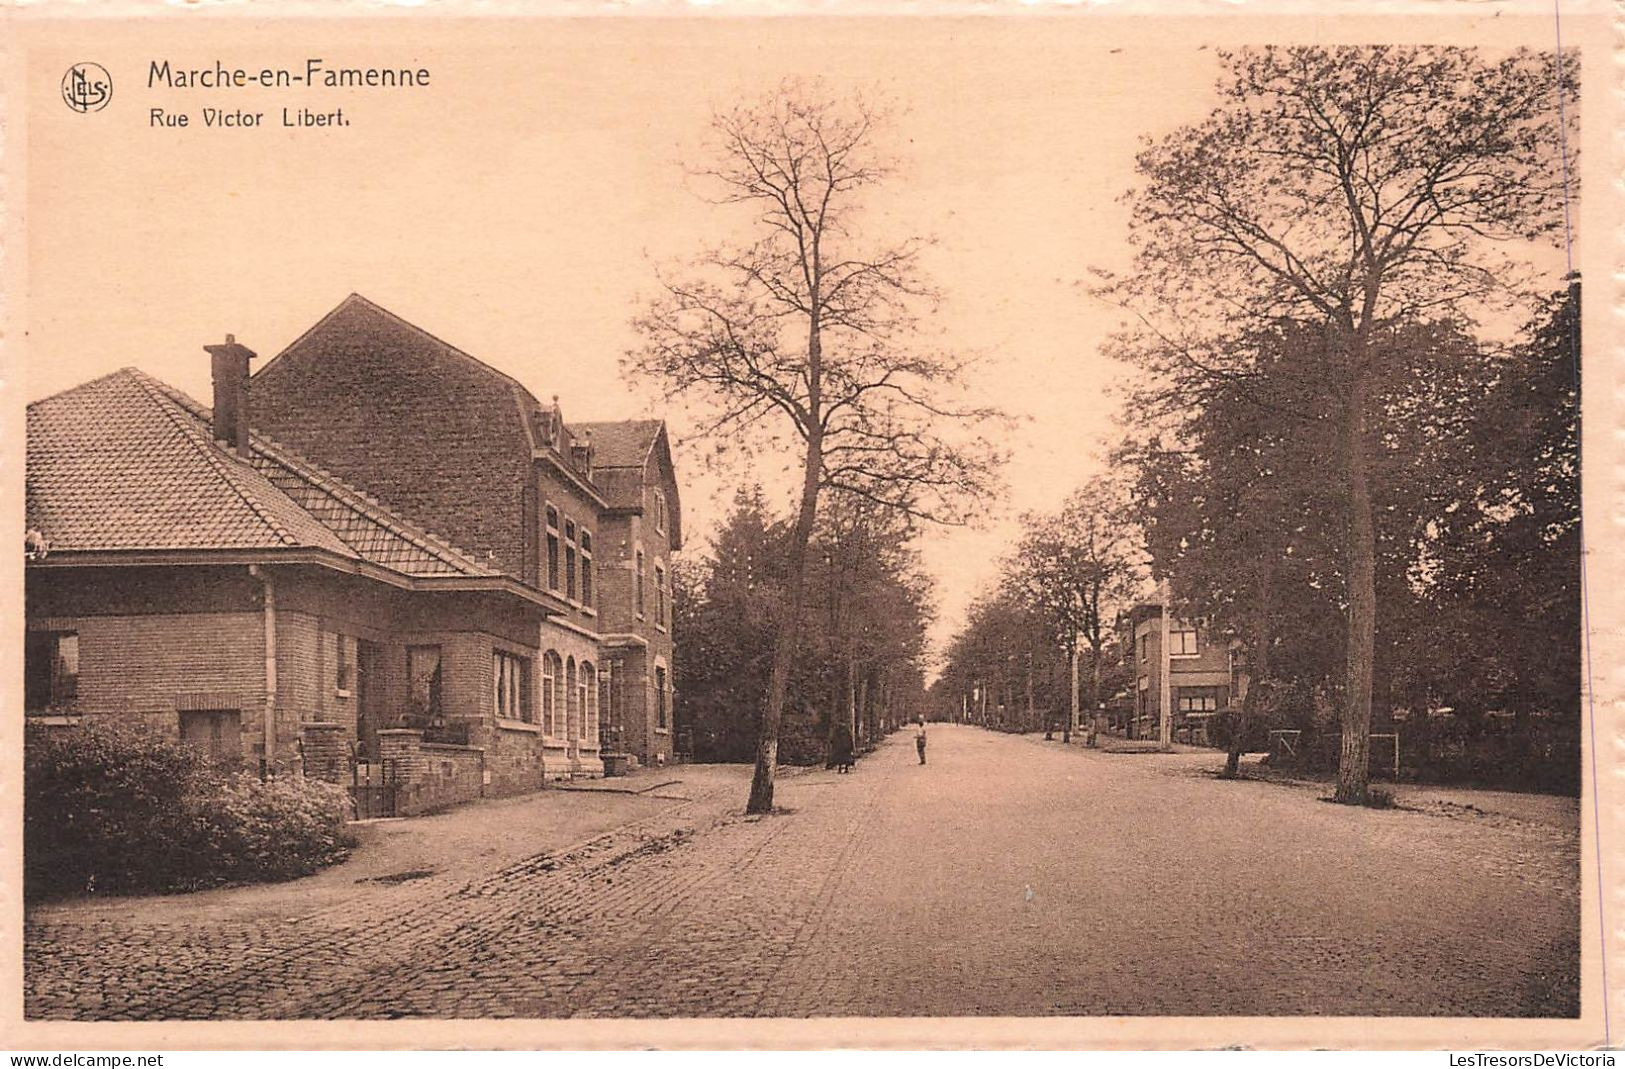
26 763 757 927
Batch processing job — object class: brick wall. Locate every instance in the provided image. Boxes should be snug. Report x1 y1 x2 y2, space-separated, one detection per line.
28 608 266 746
300 722 349 783
248 297 535 580
481 722 547 796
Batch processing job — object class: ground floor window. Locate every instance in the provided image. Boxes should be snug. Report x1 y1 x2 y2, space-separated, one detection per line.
406 645 444 726
581 662 598 745
1177 688 1221 714
25 630 78 712
179 709 242 763
542 650 562 736
493 649 534 722
655 665 668 730
334 633 358 695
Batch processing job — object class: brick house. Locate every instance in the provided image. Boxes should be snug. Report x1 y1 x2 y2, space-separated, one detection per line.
1126 585 1247 746
568 420 681 768
25 360 559 805
25 294 684 803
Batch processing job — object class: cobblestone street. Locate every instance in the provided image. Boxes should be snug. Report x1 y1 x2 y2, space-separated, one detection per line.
25 725 1580 1020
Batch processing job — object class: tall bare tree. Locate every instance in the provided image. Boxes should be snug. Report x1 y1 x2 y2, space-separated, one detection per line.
1104 46 1576 802
630 82 1003 813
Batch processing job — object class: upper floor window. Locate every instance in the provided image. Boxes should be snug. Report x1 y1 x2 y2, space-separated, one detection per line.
655 564 667 629
653 489 667 534
25 630 78 712
1138 633 1148 663
635 549 646 618
493 649 534 723
545 505 561 591
564 519 579 601
1170 628 1199 657
580 529 594 608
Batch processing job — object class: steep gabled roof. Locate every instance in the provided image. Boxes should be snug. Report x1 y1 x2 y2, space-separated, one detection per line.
27 368 500 579
570 420 664 470
568 419 682 549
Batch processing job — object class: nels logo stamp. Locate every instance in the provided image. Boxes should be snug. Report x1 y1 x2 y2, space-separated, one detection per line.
61 62 112 112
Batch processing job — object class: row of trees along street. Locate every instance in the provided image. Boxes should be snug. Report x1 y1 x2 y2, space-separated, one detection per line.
626 84 1005 812
934 46 1582 800
674 488 933 766
631 46 1581 811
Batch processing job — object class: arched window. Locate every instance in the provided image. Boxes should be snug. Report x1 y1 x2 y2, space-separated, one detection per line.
653 490 667 534
541 651 562 737
581 662 597 747
565 656 578 741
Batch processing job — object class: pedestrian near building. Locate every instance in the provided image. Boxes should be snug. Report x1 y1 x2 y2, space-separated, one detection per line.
915 715 927 765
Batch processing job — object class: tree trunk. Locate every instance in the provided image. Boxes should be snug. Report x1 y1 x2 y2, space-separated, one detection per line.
1336 367 1375 804
1065 644 1078 745
1089 641 1103 747
1226 571 1272 779
747 270 823 814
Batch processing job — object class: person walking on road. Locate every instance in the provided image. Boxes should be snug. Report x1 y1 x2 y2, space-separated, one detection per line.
914 715 928 765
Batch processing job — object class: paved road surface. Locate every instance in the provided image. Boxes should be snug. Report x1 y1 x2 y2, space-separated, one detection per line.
25 724 1579 1019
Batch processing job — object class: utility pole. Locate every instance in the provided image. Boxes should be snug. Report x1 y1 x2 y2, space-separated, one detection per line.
1069 643 1081 742
1159 594 1173 751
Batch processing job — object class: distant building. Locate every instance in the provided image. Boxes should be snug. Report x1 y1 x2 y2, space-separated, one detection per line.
1125 585 1246 746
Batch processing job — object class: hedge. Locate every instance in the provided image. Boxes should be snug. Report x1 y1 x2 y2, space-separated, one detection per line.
25 719 355 899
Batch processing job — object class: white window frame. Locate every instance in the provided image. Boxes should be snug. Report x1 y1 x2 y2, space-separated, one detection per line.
545 504 561 592
654 662 670 733
581 662 597 747
493 649 534 723
541 651 560 738
580 528 594 610
564 517 579 602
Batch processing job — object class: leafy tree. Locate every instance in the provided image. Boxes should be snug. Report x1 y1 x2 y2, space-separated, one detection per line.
936 590 1064 733
675 487 936 767
630 82 1004 812
1009 476 1143 743
1105 45 1576 802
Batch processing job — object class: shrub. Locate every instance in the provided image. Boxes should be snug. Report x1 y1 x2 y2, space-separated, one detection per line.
26 719 203 897
26 718 355 899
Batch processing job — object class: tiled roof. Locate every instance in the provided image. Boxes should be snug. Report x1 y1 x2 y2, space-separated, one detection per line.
570 420 664 469
27 368 499 579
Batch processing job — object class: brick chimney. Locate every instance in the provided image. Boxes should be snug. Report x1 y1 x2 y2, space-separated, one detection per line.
205 334 256 454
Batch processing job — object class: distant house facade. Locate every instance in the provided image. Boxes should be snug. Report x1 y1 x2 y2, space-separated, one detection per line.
24 295 683 805
568 420 682 768
1126 586 1246 746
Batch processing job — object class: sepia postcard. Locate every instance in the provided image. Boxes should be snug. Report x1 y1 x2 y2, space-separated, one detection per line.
0 0 1619 1052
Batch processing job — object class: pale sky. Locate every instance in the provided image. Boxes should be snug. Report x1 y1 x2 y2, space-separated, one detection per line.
17 12 1589 669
